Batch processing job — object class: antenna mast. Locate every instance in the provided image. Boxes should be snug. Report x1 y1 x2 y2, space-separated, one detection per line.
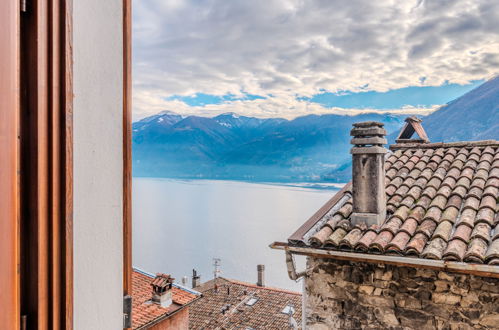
213 258 221 292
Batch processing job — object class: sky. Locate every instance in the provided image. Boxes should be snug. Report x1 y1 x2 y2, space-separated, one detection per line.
132 0 499 121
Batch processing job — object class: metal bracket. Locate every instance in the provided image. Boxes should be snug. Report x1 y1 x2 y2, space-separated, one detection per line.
123 295 132 329
285 251 310 281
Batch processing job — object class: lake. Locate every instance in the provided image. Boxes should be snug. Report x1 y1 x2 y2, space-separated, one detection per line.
132 178 339 291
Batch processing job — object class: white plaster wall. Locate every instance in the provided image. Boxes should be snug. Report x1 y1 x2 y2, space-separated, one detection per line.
73 0 124 329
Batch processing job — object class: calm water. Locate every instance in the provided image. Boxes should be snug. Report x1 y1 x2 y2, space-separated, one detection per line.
132 178 338 291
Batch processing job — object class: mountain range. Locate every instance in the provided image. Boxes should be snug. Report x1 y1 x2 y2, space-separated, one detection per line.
133 77 499 182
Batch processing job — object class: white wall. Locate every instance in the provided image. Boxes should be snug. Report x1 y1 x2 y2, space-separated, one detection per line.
73 0 124 329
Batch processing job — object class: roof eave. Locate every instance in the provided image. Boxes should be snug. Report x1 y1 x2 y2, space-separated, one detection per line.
287 182 351 244
270 241 499 279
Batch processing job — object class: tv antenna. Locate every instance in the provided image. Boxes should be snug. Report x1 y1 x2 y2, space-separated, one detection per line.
213 258 221 292
213 258 221 278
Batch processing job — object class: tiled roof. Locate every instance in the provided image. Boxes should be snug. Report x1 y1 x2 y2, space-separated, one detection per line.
189 277 302 329
132 269 200 329
289 140 499 266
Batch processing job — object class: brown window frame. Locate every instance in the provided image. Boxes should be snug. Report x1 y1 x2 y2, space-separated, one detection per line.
1 0 73 329
0 1 22 328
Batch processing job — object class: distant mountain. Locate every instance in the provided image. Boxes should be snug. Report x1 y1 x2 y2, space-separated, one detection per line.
423 76 499 141
132 112 404 181
133 78 498 182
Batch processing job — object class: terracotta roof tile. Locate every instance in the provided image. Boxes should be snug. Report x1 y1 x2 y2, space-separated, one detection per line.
408 206 427 223
446 194 463 209
466 186 483 199
370 231 394 252
486 177 499 189
392 206 410 221
324 228 348 247
464 238 488 263
405 233 428 255
463 196 480 211
381 218 403 234
471 223 491 241
478 154 494 165
483 185 499 198
429 195 447 210
432 221 453 241
399 218 418 235
492 223 499 240
355 229 378 251
309 226 332 247
458 208 477 228
479 195 497 211
189 278 301 330
417 219 438 238
436 185 453 198
486 239 499 263
452 185 468 199
443 239 467 261
422 237 447 260
441 206 460 223
386 232 411 252
290 141 499 267
452 224 473 242
339 228 364 249
477 207 496 226
471 177 487 190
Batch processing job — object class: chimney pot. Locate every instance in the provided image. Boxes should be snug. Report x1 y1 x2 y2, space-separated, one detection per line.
192 269 201 289
257 264 265 287
350 121 387 227
151 274 174 308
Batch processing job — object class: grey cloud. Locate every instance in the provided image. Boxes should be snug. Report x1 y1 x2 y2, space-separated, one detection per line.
132 0 499 117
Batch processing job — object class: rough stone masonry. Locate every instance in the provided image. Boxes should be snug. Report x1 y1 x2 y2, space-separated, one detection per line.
305 258 499 329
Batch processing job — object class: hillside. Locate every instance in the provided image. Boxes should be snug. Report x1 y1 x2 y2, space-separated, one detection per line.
423 76 499 141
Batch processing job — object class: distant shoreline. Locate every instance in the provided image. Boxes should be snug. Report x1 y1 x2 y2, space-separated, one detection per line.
132 176 345 191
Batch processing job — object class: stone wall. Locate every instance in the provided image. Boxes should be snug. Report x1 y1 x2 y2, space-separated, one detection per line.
305 258 499 329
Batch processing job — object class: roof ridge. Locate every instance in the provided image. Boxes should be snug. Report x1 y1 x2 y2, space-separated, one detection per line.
172 282 202 296
390 139 499 150
223 277 301 295
133 267 155 278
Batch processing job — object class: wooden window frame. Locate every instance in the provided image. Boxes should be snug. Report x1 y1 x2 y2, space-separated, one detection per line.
1 0 73 329
0 1 22 328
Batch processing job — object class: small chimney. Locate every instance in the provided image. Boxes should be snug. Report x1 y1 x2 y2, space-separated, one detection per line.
395 116 429 144
350 121 388 226
192 269 201 289
151 273 174 308
257 264 265 287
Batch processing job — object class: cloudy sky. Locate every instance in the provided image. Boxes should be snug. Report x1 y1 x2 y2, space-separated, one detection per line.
132 0 499 120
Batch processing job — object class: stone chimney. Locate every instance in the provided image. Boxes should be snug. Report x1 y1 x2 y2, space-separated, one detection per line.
192 269 201 289
257 264 265 287
151 273 174 308
350 121 388 226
